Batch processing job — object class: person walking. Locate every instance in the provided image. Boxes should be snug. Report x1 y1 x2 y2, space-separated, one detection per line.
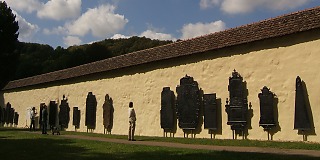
128 102 136 141
30 107 37 131
42 105 48 134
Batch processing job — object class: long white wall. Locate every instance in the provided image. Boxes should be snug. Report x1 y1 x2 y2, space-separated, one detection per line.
2 30 320 142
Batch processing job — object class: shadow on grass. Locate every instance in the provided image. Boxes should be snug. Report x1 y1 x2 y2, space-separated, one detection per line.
0 137 318 160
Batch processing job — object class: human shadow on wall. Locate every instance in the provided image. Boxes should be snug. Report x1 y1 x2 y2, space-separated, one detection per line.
297 81 316 141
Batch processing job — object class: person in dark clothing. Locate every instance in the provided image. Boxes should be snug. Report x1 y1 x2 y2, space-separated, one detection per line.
42 105 48 134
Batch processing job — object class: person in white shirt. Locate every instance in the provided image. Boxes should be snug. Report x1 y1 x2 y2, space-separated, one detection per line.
128 102 136 141
30 107 37 131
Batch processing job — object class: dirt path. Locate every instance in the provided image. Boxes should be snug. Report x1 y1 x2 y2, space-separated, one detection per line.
60 134 320 157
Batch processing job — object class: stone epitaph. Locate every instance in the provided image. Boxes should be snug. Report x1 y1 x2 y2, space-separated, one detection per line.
73 107 80 129
49 101 57 128
39 103 45 127
59 95 70 128
176 75 201 130
258 86 276 130
203 93 218 130
103 94 114 134
14 112 19 125
5 102 12 125
160 87 175 131
86 92 97 130
0 107 3 124
225 70 248 134
294 76 311 131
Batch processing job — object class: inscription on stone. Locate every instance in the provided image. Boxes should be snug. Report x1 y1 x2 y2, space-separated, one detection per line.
86 92 97 129
203 93 218 130
176 75 201 129
258 86 276 130
160 87 175 130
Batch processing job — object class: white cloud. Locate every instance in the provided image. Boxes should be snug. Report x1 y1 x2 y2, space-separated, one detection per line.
111 34 131 39
220 0 310 14
200 0 220 9
63 36 82 46
43 26 67 35
66 4 128 38
180 20 226 39
13 11 39 42
140 30 176 41
37 0 81 20
6 0 42 13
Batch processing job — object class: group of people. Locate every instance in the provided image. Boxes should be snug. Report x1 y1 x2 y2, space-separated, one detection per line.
29 102 137 140
29 105 48 134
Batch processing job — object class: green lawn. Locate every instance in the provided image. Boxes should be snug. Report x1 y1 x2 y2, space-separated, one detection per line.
0 128 319 160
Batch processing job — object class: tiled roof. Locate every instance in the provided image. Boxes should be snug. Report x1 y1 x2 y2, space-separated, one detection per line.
3 6 320 90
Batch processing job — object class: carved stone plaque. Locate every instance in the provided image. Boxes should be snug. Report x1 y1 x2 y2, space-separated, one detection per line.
59 95 70 128
160 87 175 130
103 94 114 131
258 86 276 130
85 92 97 129
176 75 201 129
225 70 248 131
9 108 14 124
0 107 3 124
14 112 19 125
203 93 218 130
49 101 57 127
294 76 311 130
39 103 44 126
73 107 80 128
5 102 12 125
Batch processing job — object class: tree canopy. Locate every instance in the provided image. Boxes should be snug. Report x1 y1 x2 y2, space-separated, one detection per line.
13 37 172 80
0 1 19 88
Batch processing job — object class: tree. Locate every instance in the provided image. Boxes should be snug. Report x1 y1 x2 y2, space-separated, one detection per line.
0 1 19 89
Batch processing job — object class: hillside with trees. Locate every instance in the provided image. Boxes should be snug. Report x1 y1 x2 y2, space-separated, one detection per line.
14 37 173 80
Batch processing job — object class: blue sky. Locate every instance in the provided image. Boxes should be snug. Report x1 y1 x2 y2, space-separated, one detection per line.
4 0 320 48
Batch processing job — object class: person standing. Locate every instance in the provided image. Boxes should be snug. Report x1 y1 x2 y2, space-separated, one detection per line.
128 102 136 141
42 105 48 134
30 107 37 131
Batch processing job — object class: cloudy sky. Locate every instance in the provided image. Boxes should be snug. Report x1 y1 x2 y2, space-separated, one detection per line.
4 0 320 48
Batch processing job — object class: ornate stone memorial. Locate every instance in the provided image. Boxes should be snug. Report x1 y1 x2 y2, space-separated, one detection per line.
176 75 201 130
225 70 248 137
86 92 97 130
0 106 3 124
203 93 218 130
103 94 114 134
294 76 311 131
160 87 175 134
5 102 12 125
59 95 70 129
39 103 45 127
258 86 276 130
49 101 57 128
73 107 80 129
9 108 14 125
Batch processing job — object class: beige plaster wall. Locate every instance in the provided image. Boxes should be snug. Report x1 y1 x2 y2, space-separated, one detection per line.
2 30 320 142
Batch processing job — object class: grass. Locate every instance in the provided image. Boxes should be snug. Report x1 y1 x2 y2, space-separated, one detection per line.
0 128 319 160
63 130 320 151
